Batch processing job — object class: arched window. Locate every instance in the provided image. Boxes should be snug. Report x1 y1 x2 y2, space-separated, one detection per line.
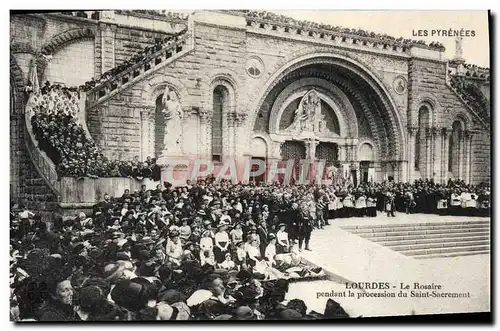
415 105 430 171
154 94 166 156
212 86 228 161
449 121 462 176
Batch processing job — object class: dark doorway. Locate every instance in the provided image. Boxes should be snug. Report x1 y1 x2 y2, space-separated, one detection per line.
280 141 306 183
360 161 371 183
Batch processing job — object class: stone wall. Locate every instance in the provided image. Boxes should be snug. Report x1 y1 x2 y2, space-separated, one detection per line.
114 26 175 66
43 39 95 86
10 11 491 196
408 58 490 183
470 131 490 184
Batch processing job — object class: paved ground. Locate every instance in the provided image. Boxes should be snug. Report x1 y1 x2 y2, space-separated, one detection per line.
286 213 491 317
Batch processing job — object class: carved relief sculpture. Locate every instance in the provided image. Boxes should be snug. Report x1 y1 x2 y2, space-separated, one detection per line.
285 89 331 135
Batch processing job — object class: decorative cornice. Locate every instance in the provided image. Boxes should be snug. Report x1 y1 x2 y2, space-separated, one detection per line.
238 10 445 52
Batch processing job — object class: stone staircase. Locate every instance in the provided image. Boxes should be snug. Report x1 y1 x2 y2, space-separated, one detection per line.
85 31 193 111
340 220 490 259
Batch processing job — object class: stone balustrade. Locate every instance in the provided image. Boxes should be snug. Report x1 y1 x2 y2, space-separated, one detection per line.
86 33 189 108
245 18 415 55
57 11 101 20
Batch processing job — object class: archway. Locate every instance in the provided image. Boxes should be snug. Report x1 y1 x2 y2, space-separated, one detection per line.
415 105 431 176
359 142 375 183
154 94 166 157
250 137 268 182
249 54 405 163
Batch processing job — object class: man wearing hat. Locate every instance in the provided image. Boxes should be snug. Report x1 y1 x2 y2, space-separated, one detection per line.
257 220 269 257
297 205 313 252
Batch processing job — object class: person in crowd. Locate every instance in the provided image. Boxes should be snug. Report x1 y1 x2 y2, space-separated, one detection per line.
385 192 396 217
276 224 289 254
214 222 230 264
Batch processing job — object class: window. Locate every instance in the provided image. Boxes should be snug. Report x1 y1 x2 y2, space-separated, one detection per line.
415 105 430 171
212 86 227 161
246 57 264 78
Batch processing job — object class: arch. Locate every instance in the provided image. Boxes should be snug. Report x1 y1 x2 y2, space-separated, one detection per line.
268 77 358 138
10 56 25 202
250 136 268 157
452 113 469 132
211 85 229 160
206 75 237 116
39 27 96 55
142 74 189 111
412 92 439 127
10 42 37 55
415 105 431 171
246 53 405 160
200 68 241 113
358 140 376 161
10 55 26 93
449 120 464 177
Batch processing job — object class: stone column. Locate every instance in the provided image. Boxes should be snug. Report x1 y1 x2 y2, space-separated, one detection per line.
464 130 474 184
226 113 236 160
431 127 440 182
424 127 432 179
140 106 155 161
198 109 210 159
407 126 418 182
441 128 451 183
458 131 465 180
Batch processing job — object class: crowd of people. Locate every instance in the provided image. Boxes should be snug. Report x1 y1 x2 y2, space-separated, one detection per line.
115 10 189 20
10 177 343 321
30 83 160 179
240 10 445 50
9 174 490 321
449 75 489 119
82 32 186 92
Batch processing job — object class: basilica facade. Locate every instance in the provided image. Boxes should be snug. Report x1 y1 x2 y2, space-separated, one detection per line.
10 10 490 209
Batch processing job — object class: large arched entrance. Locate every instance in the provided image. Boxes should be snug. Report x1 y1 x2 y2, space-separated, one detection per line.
249 54 405 183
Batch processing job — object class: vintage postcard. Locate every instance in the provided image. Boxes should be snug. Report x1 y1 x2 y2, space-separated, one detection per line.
9 9 491 322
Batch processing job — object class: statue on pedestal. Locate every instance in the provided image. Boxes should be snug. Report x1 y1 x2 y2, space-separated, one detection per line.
161 86 183 155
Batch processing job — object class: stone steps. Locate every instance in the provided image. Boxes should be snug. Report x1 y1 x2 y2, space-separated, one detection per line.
379 235 489 246
404 244 490 257
415 250 491 259
341 221 490 260
389 239 489 252
354 227 489 238
340 220 489 230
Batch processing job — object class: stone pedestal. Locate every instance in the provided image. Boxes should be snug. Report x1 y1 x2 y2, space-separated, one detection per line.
157 153 190 187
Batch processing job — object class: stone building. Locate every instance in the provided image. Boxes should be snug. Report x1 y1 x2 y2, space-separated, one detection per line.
10 10 490 214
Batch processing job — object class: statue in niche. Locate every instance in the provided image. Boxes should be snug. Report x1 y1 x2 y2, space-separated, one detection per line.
161 85 183 154
285 89 330 135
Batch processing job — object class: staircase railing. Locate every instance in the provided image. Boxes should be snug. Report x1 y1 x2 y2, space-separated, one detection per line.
23 95 61 199
446 77 489 129
86 33 191 110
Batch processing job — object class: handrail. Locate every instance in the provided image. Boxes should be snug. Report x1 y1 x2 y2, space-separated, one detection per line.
446 81 489 129
86 34 188 103
23 95 61 199
86 35 193 111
